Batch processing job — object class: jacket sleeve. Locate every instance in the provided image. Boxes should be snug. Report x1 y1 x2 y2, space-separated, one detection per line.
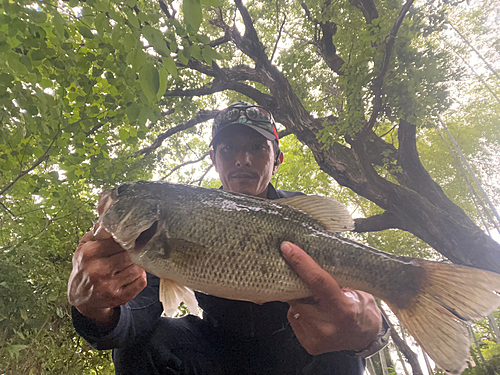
72 272 163 350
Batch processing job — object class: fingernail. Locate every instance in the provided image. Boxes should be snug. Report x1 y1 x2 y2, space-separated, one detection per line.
281 241 292 255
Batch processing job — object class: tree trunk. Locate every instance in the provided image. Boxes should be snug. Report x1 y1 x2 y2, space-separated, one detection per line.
230 1 500 273
173 0 500 273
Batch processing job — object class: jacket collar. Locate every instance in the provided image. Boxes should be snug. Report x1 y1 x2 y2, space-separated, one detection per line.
218 183 279 200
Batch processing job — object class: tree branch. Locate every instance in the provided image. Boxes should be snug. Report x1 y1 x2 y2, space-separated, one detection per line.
0 128 60 197
0 200 16 219
233 0 269 65
193 164 213 186
158 0 175 18
209 33 231 48
270 6 286 63
186 60 265 84
380 309 423 375
278 129 291 139
161 152 210 180
397 119 464 218
231 83 276 108
283 28 315 45
364 0 414 134
301 2 346 75
349 0 379 23
165 83 231 98
136 110 218 156
354 211 404 232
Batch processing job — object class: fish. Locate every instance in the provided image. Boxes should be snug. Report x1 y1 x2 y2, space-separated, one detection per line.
95 180 500 374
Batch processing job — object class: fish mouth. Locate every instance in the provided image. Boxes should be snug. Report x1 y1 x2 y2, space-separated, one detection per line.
134 221 158 251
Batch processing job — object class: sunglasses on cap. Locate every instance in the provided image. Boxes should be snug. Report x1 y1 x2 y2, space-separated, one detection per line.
212 105 279 145
214 106 275 127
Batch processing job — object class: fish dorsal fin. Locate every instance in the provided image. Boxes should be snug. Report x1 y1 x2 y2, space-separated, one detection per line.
159 278 198 317
276 195 354 232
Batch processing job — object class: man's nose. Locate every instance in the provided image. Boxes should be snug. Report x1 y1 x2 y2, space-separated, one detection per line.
235 150 252 167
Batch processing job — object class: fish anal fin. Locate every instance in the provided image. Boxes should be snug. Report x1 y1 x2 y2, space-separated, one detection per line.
277 195 354 232
159 278 198 317
387 259 500 374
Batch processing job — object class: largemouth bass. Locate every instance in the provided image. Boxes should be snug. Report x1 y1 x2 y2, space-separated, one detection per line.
96 180 500 374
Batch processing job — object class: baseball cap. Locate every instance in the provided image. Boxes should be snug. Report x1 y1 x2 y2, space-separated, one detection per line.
210 101 279 147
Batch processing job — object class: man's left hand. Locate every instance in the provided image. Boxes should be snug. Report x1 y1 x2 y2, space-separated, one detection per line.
281 241 382 355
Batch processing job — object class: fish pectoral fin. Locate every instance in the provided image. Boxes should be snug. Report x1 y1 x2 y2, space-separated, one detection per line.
276 195 354 232
159 278 198 317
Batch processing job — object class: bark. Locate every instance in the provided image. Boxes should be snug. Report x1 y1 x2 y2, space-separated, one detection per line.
174 0 500 273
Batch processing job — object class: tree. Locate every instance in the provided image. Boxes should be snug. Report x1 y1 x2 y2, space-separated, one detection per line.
1 0 499 372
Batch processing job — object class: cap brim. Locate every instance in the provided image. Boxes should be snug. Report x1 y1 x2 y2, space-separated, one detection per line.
210 122 277 146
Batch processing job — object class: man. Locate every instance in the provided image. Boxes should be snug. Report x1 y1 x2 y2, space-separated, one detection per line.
68 101 388 374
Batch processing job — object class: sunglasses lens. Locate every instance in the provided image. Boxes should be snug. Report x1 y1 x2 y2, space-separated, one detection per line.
215 108 238 126
246 107 272 122
226 108 241 122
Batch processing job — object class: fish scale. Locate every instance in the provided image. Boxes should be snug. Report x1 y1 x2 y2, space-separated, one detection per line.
98 180 500 374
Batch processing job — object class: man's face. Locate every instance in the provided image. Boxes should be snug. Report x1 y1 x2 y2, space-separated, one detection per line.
210 125 280 198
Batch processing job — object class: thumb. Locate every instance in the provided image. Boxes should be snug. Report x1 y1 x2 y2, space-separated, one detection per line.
281 241 345 302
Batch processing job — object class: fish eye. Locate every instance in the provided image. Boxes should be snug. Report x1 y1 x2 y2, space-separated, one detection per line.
116 184 128 196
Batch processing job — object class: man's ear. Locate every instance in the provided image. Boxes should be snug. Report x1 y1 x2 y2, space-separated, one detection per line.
273 151 284 174
209 149 217 172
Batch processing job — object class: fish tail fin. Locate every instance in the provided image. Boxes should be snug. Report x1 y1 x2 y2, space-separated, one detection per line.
387 259 500 374
159 278 198 317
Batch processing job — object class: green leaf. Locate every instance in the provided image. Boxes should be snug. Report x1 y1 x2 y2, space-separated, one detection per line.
163 57 178 78
142 25 170 57
79 26 94 39
6 344 28 359
118 128 129 140
196 34 211 44
52 12 65 37
200 0 220 6
127 103 141 122
182 0 202 34
95 13 109 31
0 40 11 52
56 306 64 318
139 65 160 103
95 133 107 145
201 45 223 65
0 73 13 85
157 67 169 100
19 55 32 71
31 49 45 61
124 7 140 29
189 44 202 60
123 32 136 51
30 11 47 24
27 105 38 115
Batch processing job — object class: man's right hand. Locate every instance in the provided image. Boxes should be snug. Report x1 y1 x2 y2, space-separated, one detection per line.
67 230 147 330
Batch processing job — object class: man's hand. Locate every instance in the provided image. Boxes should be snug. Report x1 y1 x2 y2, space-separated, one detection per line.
67 196 147 330
281 241 382 355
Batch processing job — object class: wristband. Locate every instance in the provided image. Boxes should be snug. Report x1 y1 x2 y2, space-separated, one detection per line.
355 313 390 358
